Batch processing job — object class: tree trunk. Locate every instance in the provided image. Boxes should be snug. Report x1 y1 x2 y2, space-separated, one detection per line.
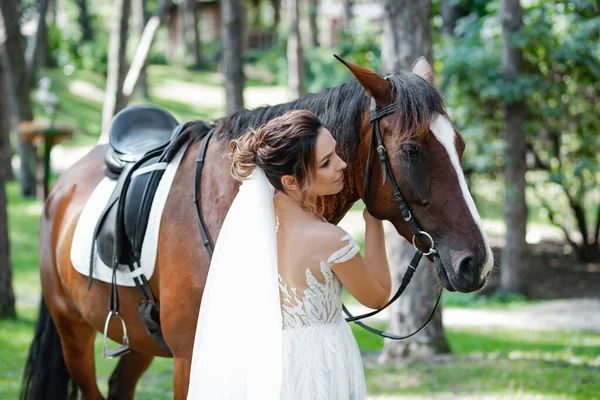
26 0 51 82
77 0 93 42
48 0 57 24
500 0 528 293
166 6 180 62
341 0 352 33
0 46 16 318
122 0 172 103
270 0 281 32
308 0 319 47
98 0 172 143
134 0 149 99
183 0 202 69
38 6 52 68
221 0 245 114
250 0 261 27
380 0 449 361
594 204 600 254
382 0 433 73
0 37 14 179
379 230 449 361
101 0 132 140
1 2 37 197
570 200 599 262
441 0 469 36
287 0 305 99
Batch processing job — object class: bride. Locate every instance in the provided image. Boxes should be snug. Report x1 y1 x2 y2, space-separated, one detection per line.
186 110 392 399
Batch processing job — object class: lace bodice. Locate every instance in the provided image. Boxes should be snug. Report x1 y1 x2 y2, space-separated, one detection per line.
277 231 360 330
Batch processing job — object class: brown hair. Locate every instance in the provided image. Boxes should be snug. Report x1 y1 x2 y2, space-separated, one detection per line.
230 110 323 211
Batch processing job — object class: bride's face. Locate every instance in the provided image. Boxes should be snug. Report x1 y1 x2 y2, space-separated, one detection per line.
307 127 347 196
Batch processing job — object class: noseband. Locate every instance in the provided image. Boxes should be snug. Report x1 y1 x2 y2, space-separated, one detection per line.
340 95 443 340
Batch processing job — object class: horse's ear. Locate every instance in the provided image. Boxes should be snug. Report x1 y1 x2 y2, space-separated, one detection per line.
410 57 434 84
334 55 392 105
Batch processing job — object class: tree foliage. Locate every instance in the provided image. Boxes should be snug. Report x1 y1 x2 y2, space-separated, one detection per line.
437 0 600 261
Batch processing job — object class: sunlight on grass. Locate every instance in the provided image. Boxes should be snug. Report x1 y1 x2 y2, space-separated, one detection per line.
357 323 600 400
31 65 288 150
0 306 37 398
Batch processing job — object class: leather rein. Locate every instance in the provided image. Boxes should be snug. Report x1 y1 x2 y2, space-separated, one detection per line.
340 96 443 340
193 96 443 341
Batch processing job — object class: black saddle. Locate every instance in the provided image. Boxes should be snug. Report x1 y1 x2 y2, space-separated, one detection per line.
105 104 180 176
95 105 188 272
88 104 213 356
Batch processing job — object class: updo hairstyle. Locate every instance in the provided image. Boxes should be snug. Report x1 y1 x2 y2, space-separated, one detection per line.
229 110 323 210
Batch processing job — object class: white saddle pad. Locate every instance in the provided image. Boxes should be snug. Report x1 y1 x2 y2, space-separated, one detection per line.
70 142 189 286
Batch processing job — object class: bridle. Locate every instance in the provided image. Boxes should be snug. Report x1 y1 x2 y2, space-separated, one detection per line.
340 93 443 340
192 91 443 342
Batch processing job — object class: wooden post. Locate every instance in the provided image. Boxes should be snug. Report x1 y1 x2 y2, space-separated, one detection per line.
17 121 73 200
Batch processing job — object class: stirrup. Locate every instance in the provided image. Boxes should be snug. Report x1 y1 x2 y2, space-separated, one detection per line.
102 311 131 359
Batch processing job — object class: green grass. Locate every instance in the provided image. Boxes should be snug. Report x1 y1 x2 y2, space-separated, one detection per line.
6 182 43 299
359 322 600 400
30 66 233 148
3 306 598 399
0 307 38 397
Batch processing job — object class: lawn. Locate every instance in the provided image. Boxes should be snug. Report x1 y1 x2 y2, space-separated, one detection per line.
2 304 598 399
2 66 596 399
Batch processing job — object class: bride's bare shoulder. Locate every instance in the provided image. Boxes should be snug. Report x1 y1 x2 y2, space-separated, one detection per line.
303 221 350 258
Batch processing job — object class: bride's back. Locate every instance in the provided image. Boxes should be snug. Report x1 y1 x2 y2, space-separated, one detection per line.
276 215 348 292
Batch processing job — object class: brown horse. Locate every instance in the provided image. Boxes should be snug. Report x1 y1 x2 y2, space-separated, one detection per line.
20 58 493 399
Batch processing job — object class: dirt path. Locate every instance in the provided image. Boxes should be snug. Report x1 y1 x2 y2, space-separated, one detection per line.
368 395 550 400
347 298 600 332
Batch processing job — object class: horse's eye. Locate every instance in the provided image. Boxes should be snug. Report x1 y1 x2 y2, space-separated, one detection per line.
401 143 421 157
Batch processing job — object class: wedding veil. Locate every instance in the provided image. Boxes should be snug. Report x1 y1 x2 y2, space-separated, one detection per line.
186 167 282 399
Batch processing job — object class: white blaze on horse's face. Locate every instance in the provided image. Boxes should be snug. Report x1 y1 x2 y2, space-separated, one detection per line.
430 113 494 280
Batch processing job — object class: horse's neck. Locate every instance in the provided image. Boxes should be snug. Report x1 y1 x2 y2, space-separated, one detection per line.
215 90 366 221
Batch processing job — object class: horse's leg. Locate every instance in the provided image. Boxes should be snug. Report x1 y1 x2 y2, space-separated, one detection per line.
173 357 192 400
107 350 155 400
37 183 104 400
51 305 105 399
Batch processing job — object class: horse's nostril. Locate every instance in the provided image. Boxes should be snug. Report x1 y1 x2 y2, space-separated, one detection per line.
458 256 477 283
458 252 486 285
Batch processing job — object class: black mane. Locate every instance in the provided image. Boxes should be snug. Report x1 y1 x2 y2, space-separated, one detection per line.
188 71 446 153
215 79 368 152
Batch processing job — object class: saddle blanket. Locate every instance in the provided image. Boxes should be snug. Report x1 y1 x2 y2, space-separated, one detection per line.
70 142 189 287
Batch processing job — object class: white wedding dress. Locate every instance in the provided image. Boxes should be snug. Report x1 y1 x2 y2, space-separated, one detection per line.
277 222 367 400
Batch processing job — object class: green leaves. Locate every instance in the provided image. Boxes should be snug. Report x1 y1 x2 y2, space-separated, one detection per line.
438 0 599 253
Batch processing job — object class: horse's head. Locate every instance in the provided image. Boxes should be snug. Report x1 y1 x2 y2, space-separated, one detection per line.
339 56 493 293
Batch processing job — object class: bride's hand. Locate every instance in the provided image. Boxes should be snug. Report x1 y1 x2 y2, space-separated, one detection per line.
362 208 380 223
